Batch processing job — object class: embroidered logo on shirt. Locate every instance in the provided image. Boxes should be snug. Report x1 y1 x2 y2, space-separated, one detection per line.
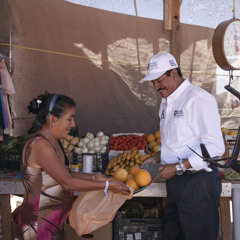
161 110 165 119
169 60 177 67
173 110 183 118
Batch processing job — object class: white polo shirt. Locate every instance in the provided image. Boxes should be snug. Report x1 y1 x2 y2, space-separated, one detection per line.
159 79 225 172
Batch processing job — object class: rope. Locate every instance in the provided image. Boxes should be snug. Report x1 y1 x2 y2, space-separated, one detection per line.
233 0 236 19
0 42 240 78
0 42 136 67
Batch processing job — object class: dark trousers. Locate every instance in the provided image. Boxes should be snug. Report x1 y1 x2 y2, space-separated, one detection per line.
163 166 222 240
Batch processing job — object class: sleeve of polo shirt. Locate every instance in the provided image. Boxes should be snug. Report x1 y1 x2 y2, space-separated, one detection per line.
186 92 225 171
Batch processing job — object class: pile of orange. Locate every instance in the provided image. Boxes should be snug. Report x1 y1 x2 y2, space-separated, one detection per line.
146 130 161 154
113 166 152 192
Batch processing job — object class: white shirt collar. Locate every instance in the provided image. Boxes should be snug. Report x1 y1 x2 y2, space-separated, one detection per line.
162 79 190 104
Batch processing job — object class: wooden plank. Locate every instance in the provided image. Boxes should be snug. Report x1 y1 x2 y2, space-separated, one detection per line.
219 197 232 240
164 0 172 31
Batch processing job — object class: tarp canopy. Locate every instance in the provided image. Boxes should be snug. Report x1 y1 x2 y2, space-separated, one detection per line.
0 0 240 136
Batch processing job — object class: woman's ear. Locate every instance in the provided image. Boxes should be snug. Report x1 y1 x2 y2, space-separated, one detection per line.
49 114 56 127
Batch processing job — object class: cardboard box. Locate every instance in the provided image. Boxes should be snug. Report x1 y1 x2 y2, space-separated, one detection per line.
66 222 112 240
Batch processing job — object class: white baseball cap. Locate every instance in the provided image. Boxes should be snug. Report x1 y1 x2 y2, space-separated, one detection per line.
140 52 178 83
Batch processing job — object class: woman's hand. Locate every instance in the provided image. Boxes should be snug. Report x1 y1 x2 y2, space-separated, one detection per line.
108 180 131 196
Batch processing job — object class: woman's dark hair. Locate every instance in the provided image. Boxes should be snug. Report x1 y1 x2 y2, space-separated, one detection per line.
28 91 76 126
165 67 182 78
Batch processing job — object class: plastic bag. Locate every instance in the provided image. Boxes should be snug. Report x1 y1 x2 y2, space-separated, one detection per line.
69 188 133 236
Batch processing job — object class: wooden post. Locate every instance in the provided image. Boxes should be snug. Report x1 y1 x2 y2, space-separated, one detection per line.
163 0 181 65
0 195 12 240
171 0 181 65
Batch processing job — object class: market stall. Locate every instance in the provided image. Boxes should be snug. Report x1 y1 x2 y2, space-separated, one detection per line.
0 172 238 240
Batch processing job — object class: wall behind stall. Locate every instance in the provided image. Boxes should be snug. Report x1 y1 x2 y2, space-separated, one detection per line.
0 0 239 137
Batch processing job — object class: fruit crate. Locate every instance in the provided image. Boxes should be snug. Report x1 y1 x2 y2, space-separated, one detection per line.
0 152 21 171
72 152 108 174
113 217 163 240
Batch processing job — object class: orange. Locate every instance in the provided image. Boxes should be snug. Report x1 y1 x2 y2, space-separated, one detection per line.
125 178 140 192
127 174 135 180
113 168 128 183
156 138 161 145
152 144 161 153
146 134 155 142
135 169 152 187
128 166 140 176
154 130 161 139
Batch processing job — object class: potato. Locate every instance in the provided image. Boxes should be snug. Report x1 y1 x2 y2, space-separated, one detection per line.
66 144 75 153
70 137 80 146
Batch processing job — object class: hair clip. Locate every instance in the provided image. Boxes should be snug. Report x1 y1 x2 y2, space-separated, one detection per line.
37 99 42 108
47 94 59 118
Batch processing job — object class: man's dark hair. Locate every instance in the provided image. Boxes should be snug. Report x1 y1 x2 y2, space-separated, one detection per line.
165 68 182 77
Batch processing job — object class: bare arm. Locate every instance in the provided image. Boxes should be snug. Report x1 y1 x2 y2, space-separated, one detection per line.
29 139 130 195
157 158 192 179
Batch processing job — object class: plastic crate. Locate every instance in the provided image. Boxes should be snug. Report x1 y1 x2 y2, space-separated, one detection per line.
72 152 108 174
0 152 21 171
113 217 163 240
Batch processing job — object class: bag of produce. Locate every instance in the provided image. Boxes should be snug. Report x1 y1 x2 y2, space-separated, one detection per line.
69 188 133 236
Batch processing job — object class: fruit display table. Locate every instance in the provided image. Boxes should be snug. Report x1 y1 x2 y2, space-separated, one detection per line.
0 172 238 240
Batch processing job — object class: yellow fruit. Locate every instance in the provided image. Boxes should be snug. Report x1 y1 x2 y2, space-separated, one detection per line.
128 166 140 176
152 144 161 153
228 130 238 135
135 169 152 187
113 168 128 183
154 130 161 139
148 141 157 150
146 134 155 142
125 178 140 192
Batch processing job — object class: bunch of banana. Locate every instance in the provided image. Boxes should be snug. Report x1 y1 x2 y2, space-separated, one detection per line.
105 147 150 175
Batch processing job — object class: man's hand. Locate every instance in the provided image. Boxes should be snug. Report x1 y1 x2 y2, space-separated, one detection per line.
157 164 176 179
141 151 160 168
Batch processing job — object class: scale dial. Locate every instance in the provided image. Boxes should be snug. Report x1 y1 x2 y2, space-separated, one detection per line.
212 19 240 70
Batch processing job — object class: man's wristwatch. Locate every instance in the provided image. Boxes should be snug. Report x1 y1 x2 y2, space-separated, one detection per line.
175 163 184 175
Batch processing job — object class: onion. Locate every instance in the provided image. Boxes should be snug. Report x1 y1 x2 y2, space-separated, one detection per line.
94 141 100 147
100 139 107 146
77 141 84 147
86 141 94 149
101 146 107 152
82 147 88 153
96 131 104 137
74 147 82 154
88 149 95 153
86 132 94 140
92 137 100 142
83 138 90 144
94 146 101 153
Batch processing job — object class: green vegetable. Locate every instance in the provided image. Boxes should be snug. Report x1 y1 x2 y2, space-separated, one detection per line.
126 201 145 218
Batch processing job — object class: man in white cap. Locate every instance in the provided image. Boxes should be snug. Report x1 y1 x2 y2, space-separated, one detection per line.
141 52 225 240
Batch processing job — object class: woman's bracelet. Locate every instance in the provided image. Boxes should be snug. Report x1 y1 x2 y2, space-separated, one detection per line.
104 180 109 196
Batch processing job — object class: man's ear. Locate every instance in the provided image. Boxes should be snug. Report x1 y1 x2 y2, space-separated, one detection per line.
171 68 178 79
